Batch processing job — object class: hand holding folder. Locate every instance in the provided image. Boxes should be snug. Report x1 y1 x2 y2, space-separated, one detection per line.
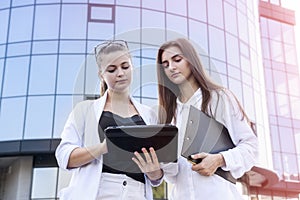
181 105 236 183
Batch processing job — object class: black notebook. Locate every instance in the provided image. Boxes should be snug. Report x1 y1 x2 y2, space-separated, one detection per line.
181 105 236 183
104 124 178 167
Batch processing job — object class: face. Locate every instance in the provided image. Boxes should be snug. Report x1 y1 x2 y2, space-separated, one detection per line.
100 50 132 93
161 46 193 86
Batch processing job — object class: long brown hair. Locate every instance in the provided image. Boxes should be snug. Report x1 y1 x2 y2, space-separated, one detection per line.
156 38 255 132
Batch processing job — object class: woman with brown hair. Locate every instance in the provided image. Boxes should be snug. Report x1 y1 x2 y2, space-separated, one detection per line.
156 38 257 199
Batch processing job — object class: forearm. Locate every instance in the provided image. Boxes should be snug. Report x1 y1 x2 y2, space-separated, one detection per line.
67 143 107 168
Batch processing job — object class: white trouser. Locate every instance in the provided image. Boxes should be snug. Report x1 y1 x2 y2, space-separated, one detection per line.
97 173 146 200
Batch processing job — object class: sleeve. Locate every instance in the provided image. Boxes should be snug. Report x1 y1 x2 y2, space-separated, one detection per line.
145 162 178 187
213 90 258 179
55 102 87 170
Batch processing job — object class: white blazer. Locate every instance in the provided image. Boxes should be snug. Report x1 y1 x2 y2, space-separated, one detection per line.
55 91 159 200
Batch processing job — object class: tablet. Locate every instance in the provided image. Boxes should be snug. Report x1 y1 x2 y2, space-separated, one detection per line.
104 124 178 163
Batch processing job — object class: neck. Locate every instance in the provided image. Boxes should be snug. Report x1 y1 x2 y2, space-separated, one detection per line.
178 78 199 103
107 89 130 103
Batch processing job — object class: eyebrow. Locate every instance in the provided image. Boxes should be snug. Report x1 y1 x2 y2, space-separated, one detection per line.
162 54 182 63
106 61 129 68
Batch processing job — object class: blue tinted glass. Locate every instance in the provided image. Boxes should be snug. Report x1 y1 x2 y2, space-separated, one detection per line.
9 6 34 42
3 57 29 97
224 2 237 35
207 0 224 29
208 26 225 61
59 40 86 54
226 34 239 67
116 0 140 6
33 5 60 40
0 59 3 94
12 0 34 6
166 0 187 16
166 14 187 40
7 42 31 57
60 5 87 39
29 55 57 95
0 0 10 9
0 9 9 44
142 0 164 11
115 7 140 40
0 45 5 58
88 23 114 40
53 95 73 138
57 55 85 94
237 12 249 43
24 96 54 139
32 41 58 54
188 0 207 22
189 20 208 55
85 54 99 95
0 97 26 141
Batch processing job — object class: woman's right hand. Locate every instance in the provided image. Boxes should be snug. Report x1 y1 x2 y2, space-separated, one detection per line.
132 147 163 181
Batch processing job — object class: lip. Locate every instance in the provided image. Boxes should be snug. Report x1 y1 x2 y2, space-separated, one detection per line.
116 79 128 83
171 72 180 78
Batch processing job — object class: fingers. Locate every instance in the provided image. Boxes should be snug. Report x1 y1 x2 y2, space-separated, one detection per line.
149 147 159 164
141 148 153 163
191 152 208 160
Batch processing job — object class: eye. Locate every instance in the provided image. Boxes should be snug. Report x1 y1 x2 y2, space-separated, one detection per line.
161 61 169 68
121 64 130 70
106 67 116 73
173 56 182 63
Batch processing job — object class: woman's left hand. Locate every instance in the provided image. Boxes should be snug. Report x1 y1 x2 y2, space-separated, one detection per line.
132 147 163 181
191 153 225 176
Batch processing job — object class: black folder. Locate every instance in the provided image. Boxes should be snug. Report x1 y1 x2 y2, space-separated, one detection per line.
181 105 236 183
104 124 178 173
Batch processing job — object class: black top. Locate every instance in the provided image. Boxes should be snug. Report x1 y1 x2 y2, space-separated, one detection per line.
98 111 146 184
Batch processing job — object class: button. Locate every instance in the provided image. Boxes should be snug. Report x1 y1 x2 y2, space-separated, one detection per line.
123 181 127 186
186 137 190 141
189 120 193 124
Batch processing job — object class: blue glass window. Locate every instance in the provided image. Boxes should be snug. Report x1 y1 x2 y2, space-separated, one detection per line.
7 42 31 57
33 5 60 40
88 23 114 40
60 5 87 39
115 7 140 40
2 57 29 97
0 9 9 44
57 55 85 94
226 34 239 67
142 0 164 11
28 55 57 95
207 0 224 29
189 20 208 55
9 6 34 42
0 97 26 140
208 26 225 61
166 0 187 16
188 0 207 22
24 96 54 139
224 2 238 36
166 14 187 40
32 41 58 55
53 95 73 138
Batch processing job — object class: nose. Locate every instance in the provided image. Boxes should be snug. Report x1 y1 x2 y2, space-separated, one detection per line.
169 61 177 71
116 67 125 76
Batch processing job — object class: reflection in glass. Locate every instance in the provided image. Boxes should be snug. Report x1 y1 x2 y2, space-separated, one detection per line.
0 97 26 141
2 57 29 97
24 96 54 139
29 55 57 95
9 6 34 42
34 5 60 40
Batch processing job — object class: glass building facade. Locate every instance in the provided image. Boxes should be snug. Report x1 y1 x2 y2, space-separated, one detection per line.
0 0 299 199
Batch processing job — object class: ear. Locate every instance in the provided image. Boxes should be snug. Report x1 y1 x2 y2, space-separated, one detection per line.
98 71 102 78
